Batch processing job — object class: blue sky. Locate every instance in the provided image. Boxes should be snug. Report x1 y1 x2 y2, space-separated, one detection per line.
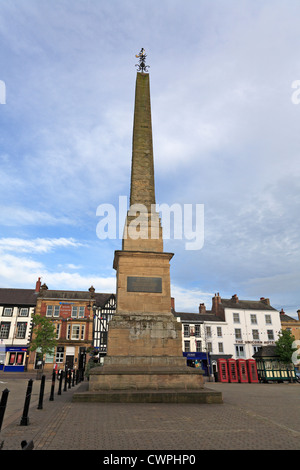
0 0 300 316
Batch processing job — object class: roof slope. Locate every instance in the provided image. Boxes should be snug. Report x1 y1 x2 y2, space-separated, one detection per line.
0 288 115 308
173 311 225 323
221 298 277 311
0 288 37 306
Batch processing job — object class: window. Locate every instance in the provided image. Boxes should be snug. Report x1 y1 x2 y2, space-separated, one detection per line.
53 306 60 317
3 308 12 317
55 324 61 339
196 340 202 352
19 308 29 317
0 322 10 339
16 322 27 339
217 326 222 337
195 324 201 337
184 340 190 352
218 343 224 353
81 325 85 340
46 305 60 317
235 345 245 357
56 348 64 363
68 324 85 340
183 325 190 337
267 330 274 340
233 312 240 323
9 352 24 365
45 349 55 363
72 325 80 340
250 314 257 324
207 342 212 353
235 328 242 340
71 306 85 319
252 329 259 341
206 326 212 338
265 314 272 325
46 305 53 317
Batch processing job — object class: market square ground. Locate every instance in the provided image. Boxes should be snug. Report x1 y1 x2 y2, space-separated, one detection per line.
0 372 299 452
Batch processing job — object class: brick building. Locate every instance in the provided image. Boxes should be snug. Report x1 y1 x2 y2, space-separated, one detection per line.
279 308 300 342
27 282 115 373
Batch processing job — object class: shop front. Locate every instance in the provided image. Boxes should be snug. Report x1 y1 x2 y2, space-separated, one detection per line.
183 352 211 376
1 346 28 372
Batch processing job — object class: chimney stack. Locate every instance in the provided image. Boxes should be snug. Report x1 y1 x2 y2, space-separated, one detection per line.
280 308 285 315
297 309 300 321
212 292 222 316
35 277 41 293
260 297 270 306
171 297 175 312
231 294 239 303
89 285 95 297
199 303 206 314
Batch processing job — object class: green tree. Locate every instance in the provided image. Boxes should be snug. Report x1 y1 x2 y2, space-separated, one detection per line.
275 329 297 364
29 314 57 377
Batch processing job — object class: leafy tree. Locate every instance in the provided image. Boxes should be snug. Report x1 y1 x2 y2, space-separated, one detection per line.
275 329 297 364
29 314 57 376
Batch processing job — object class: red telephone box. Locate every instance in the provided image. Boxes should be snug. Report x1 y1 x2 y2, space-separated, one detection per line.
237 359 248 383
227 359 238 382
246 359 259 383
217 358 228 382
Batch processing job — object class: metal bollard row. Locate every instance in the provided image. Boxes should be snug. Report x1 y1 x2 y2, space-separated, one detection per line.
0 368 84 440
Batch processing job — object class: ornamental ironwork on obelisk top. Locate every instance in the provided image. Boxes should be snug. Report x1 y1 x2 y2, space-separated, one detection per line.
135 48 150 73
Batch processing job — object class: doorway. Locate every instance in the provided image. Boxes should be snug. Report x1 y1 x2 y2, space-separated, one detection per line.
65 355 74 369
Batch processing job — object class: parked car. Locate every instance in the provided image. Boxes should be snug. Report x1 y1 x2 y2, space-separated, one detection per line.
295 370 300 383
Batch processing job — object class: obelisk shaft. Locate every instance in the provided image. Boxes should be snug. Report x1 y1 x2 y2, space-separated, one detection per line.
123 72 163 253
114 70 172 314
130 72 156 210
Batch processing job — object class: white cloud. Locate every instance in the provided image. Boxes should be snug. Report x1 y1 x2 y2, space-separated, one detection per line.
0 251 115 293
0 237 84 254
171 284 214 313
0 206 75 226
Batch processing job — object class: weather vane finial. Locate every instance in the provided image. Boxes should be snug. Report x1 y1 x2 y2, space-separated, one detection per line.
135 48 150 73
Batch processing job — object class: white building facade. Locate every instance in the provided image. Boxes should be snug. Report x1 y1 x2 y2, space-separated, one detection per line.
211 294 281 361
173 294 282 375
0 288 37 371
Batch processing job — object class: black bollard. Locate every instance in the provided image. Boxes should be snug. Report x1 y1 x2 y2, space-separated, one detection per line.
20 379 33 426
37 375 46 409
0 388 10 432
63 368 68 392
68 369 71 389
58 370 63 395
21 440 34 450
49 370 56 401
72 369 75 387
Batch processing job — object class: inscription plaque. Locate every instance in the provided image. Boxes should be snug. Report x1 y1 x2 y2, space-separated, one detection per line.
127 276 162 293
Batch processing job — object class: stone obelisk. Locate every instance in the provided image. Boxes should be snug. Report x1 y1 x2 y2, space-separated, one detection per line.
81 50 222 404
